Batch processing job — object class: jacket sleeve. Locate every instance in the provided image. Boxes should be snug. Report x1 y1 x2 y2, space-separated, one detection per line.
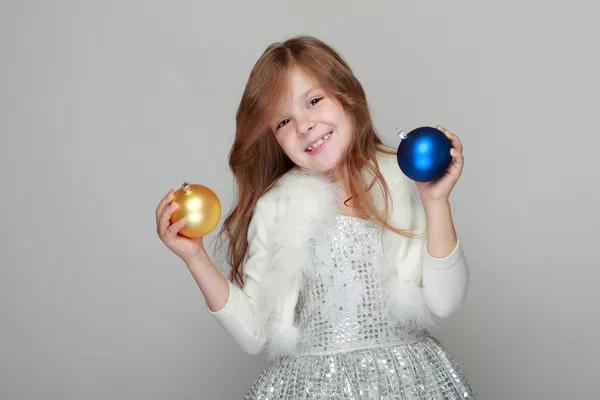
421 239 469 318
205 204 272 355
411 184 470 319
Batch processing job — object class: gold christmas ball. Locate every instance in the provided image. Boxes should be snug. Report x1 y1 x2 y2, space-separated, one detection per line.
170 181 221 238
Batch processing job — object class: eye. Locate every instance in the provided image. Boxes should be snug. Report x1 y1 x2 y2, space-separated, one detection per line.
308 97 322 108
277 118 290 130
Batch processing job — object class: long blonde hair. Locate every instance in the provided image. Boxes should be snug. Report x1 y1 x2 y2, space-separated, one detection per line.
218 36 413 286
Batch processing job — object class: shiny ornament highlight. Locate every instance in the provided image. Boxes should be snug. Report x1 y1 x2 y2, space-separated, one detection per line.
170 181 221 238
396 126 453 182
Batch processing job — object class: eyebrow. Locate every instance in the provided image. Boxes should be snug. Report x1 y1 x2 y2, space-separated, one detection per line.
301 86 319 100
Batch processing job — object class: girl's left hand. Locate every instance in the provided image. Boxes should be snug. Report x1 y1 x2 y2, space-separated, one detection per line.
415 125 464 204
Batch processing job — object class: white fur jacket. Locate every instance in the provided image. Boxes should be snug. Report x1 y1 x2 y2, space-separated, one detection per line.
208 152 469 359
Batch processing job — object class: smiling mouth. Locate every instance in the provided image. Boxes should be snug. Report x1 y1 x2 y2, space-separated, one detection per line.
305 132 332 152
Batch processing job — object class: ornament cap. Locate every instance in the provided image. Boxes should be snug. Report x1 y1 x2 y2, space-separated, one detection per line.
182 181 192 193
396 128 407 140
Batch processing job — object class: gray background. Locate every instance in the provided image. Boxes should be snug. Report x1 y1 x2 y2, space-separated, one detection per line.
2 1 599 399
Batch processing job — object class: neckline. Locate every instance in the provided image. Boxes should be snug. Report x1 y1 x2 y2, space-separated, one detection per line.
334 214 381 234
336 214 370 222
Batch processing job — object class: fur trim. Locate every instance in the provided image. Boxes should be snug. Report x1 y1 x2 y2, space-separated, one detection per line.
385 279 435 331
253 154 438 357
256 168 340 358
267 321 301 359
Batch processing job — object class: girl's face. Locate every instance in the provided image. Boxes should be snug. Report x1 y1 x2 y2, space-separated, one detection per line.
270 68 353 175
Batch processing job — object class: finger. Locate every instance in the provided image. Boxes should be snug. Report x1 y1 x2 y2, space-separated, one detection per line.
436 125 449 135
155 189 174 221
449 153 465 172
164 217 188 241
442 129 462 153
157 201 178 238
450 147 464 158
155 189 175 224
437 124 457 138
452 135 463 153
436 125 456 140
453 152 465 166
437 125 460 143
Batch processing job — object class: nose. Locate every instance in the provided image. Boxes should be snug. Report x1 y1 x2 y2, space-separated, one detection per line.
297 118 314 137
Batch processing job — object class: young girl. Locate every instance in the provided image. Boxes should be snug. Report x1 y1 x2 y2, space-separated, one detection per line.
156 36 476 399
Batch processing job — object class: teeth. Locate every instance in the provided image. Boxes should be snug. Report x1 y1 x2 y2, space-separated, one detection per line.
306 132 332 151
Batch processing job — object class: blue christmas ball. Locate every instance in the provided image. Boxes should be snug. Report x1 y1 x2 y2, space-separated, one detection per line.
396 126 452 182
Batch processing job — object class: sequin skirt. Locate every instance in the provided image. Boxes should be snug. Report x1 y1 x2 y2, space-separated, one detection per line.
244 336 476 399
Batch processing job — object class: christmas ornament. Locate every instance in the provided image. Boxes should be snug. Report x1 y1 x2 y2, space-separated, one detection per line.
170 181 221 238
396 126 453 182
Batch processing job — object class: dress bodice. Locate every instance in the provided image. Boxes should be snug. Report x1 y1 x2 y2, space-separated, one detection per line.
294 215 426 356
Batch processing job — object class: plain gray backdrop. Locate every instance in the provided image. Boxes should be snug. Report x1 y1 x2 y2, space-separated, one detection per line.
2 1 599 399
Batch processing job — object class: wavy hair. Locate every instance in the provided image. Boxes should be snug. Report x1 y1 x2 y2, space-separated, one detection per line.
217 36 413 286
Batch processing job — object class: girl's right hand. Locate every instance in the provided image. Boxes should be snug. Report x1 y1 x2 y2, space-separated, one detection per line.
155 189 206 265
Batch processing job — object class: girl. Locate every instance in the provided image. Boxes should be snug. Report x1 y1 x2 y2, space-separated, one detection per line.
156 36 476 399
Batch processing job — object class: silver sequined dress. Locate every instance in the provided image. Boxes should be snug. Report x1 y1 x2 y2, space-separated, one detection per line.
245 215 476 399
